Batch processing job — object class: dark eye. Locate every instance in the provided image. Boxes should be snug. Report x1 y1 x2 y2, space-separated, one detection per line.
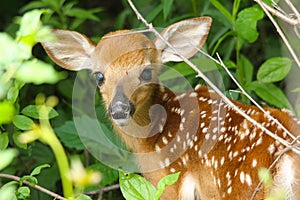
94 72 105 86
140 68 152 81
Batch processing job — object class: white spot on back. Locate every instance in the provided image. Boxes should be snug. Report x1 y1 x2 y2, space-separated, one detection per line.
245 173 252 186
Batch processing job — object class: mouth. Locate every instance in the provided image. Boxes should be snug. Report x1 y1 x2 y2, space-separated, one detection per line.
112 118 131 126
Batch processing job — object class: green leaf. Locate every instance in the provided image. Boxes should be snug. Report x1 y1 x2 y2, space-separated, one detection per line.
146 4 163 22
257 57 292 83
237 54 254 84
54 121 85 150
263 0 279 6
248 81 292 109
236 6 264 43
0 149 18 171
20 1 48 12
12 115 35 130
163 0 174 20
16 186 30 200
155 172 180 200
15 59 66 84
17 9 48 47
0 133 9 150
22 105 58 119
30 164 51 176
20 175 38 185
13 132 27 149
0 33 30 64
65 8 101 21
0 181 18 200
7 86 19 103
119 171 156 200
0 101 15 125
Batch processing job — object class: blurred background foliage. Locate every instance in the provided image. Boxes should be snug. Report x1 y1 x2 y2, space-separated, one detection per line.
0 0 299 199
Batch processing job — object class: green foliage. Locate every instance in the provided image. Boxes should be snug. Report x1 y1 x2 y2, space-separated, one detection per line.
236 6 264 43
0 163 51 200
257 57 292 83
0 5 105 200
119 171 156 200
0 149 18 171
119 170 180 200
21 0 102 29
0 181 18 200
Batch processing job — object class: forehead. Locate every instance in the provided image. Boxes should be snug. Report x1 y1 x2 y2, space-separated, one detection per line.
92 30 159 73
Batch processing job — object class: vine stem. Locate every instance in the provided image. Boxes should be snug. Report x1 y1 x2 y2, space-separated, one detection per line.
0 173 66 200
38 104 74 199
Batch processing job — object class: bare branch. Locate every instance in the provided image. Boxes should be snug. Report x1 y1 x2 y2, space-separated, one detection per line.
254 0 300 69
285 0 300 22
254 0 300 26
215 53 297 142
0 173 66 200
84 184 120 196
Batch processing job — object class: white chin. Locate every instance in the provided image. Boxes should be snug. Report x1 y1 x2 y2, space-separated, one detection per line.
113 118 130 126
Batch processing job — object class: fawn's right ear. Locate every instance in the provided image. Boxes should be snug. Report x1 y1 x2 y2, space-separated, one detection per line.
42 29 96 71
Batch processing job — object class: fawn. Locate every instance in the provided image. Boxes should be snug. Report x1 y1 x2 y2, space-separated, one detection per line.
42 17 300 200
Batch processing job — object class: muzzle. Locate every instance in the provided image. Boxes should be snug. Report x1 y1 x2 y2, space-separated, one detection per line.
109 87 135 126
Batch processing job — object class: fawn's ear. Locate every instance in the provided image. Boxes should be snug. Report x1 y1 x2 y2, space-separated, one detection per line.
42 29 96 71
154 17 212 63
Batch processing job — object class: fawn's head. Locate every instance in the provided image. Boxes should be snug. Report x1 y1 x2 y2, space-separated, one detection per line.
42 17 212 127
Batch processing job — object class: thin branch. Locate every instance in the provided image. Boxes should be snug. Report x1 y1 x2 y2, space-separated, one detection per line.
84 184 120 195
127 0 298 153
216 53 298 142
0 173 66 200
254 0 300 69
254 0 300 26
285 0 300 22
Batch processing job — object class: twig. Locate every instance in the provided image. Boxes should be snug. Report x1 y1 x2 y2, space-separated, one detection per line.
84 184 120 195
127 0 298 153
253 0 300 26
84 184 120 200
0 173 66 200
254 0 300 69
215 53 298 142
196 48 299 147
285 0 300 22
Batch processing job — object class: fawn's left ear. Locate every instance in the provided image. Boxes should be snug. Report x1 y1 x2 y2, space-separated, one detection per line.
42 29 96 71
154 17 212 63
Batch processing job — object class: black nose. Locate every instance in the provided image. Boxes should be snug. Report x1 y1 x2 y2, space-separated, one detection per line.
109 86 135 123
109 101 135 120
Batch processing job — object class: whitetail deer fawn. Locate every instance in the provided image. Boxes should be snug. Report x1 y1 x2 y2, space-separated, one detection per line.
42 17 300 200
